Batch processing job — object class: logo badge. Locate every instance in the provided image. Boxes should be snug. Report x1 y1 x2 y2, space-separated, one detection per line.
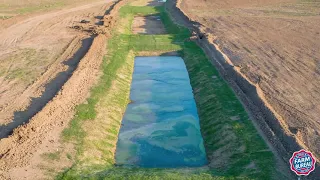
289 149 316 176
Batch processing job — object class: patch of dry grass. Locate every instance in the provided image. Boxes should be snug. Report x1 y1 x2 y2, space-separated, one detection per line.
0 0 103 16
0 48 50 85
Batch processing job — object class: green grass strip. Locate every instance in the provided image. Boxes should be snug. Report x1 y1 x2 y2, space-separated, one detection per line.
57 2 276 180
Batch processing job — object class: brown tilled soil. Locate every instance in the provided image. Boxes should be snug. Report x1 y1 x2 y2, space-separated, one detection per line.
0 0 125 179
168 0 320 178
132 15 166 34
0 1 113 136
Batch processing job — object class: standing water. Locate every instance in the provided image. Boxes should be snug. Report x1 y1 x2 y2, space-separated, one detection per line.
115 56 207 167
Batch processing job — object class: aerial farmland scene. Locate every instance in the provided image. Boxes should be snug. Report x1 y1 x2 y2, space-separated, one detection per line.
0 0 319 179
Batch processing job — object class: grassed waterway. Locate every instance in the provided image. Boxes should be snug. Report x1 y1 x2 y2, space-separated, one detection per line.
115 56 207 167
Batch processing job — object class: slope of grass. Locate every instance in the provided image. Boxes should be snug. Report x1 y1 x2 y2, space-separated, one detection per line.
57 2 276 179
181 41 274 179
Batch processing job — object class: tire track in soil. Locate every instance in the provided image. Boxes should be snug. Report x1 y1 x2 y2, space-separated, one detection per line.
0 1 128 179
0 1 114 125
0 1 118 138
0 36 94 139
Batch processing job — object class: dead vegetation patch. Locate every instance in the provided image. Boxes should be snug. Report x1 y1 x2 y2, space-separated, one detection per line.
132 15 166 34
130 0 165 6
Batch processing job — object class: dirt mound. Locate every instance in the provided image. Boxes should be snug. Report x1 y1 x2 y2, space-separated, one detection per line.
70 0 127 36
0 33 107 179
71 15 116 35
0 0 126 179
0 1 112 126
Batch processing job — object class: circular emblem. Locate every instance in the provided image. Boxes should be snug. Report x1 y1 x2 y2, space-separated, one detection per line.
289 149 316 176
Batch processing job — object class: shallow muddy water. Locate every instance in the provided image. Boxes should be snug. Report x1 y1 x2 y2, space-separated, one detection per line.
115 56 207 167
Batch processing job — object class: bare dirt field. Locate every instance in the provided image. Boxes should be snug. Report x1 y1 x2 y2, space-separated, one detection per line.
177 0 320 170
0 0 114 136
132 15 166 34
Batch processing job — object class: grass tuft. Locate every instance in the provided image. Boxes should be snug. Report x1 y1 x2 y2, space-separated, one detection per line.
42 151 61 161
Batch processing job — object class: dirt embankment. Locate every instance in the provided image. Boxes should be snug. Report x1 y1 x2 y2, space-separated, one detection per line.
0 0 126 179
0 34 107 180
166 0 319 178
0 1 115 138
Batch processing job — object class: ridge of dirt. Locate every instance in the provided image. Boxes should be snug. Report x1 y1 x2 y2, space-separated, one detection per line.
0 33 107 180
0 35 91 138
166 0 319 179
0 0 109 31
0 1 113 126
0 0 127 179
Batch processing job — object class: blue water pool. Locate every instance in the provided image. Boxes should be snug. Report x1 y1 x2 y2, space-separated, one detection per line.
115 56 207 168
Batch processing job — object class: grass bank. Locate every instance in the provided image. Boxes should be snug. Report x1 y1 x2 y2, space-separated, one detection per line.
57 2 276 179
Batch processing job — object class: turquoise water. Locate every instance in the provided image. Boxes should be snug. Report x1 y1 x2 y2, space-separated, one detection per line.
115 56 207 167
